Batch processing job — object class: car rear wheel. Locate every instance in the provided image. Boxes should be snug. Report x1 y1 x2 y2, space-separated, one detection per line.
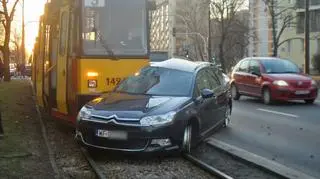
223 105 231 128
263 88 272 105
182 124 192 153
305 99 315 104
231 84 240 100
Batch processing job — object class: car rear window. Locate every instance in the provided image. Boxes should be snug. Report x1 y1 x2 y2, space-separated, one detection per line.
260 59 299 74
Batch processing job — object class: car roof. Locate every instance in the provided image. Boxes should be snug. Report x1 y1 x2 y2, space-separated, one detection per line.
150 58 211 72
242 57 288 61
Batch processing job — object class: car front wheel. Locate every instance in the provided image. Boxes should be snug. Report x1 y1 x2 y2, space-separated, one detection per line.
263 88 272 105
182 124 193 153
223 105 231 128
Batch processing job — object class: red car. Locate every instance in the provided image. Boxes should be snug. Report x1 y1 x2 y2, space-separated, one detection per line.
230 57 318 104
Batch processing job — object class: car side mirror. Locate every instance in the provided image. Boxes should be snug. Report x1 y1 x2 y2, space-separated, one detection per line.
251 71 261 77
201 89 215 99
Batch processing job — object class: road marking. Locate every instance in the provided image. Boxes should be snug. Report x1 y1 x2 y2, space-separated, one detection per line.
257 108 299 118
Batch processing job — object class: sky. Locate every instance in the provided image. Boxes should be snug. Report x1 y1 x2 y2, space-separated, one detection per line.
12 0 46 54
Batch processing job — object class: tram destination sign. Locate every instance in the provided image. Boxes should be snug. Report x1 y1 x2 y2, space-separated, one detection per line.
85 0 105 7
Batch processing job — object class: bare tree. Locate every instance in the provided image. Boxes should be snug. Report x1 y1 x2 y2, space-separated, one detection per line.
176 0 209 61
10 28 21 64
0 0 20 81
210 0 249 71
262 0 296 57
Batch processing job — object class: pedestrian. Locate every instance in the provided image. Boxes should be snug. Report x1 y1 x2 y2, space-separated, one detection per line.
0 59 4 82
16 63 21 78
20 63 26 78
0 110 4 138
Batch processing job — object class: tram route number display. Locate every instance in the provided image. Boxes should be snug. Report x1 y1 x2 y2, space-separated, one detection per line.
106 78 123 86
85 0 105 7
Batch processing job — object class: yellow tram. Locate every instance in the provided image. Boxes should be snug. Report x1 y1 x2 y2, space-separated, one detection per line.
32 0 155 125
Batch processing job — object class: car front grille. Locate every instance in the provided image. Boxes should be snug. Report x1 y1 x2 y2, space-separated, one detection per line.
289 81 311 89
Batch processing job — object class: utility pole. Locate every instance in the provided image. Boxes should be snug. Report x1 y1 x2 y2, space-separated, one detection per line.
304 0 310 74
208 1 212 62
21 0 25 65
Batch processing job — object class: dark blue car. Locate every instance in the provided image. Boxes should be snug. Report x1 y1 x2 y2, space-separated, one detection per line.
75 58 232 153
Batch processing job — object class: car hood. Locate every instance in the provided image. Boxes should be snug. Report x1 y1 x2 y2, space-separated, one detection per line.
265 73 312 81
87 92 191 119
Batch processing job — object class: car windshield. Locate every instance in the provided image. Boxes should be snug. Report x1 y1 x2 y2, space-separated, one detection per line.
82 0 148 56
261 59 300 74
114 66 193 96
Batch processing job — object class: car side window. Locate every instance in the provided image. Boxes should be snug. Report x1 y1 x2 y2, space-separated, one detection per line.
194 70 212 97
249 60 261 74
206 68 221 89
238 60 249 72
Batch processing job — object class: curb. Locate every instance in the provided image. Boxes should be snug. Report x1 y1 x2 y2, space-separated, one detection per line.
29 81 61 179
206 138 317 179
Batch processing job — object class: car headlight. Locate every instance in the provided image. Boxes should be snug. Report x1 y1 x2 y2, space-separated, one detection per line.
273 80 289 87
311 80 317 87
140 111 176 127
77 106 92 122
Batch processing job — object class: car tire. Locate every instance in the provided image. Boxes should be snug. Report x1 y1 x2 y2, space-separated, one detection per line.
223 105 231 128
262 88 272 105
182 124 193 153
305 99 315 104
231 83 240 100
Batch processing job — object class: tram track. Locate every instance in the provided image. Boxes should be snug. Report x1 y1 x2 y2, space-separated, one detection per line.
79 142 281 179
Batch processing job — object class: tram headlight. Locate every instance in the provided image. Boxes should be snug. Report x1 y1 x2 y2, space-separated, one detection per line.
77 106 92 122
88 79 97 88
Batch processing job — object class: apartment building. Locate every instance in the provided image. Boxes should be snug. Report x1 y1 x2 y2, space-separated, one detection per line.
248 0 273 57
278 0 320 72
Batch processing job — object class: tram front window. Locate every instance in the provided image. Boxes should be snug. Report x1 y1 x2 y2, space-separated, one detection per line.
82 0 148 56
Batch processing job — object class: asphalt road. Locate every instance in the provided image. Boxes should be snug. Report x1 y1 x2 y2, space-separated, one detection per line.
212 94 320 178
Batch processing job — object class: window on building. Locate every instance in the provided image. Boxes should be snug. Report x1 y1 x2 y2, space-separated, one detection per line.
310 10 320 32
317 38 320 53
296 12 305 34
287 40 291 55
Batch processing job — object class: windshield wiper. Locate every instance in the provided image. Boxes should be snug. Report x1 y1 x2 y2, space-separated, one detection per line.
92 27 119 60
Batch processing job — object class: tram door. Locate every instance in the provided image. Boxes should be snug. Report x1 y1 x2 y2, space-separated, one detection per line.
36 18 45 107
56 7 70 114
43 25 50 108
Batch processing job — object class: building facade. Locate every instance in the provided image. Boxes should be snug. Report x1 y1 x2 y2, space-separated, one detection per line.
278 0 320 73
248 0 273 57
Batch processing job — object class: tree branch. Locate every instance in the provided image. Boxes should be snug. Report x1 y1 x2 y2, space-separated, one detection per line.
9 0 20 21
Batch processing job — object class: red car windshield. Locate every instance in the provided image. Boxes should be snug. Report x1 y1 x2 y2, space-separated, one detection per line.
261 59 300 74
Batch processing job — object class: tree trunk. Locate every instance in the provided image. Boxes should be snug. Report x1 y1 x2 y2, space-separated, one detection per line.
273 43 278 57
3 23 11 82
219 43 226 72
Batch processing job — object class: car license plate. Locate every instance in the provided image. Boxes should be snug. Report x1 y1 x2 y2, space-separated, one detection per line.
295 90 310 95
96 129 128 140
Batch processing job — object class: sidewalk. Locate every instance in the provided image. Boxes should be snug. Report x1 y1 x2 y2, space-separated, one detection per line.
0 80 55 178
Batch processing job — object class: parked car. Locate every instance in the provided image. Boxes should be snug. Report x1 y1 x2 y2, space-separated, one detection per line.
75 58 232 153
230 57 318 104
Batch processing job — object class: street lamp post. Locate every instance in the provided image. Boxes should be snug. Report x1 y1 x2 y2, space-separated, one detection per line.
21 0 25 65
305 0 310 74
176 32 208 59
